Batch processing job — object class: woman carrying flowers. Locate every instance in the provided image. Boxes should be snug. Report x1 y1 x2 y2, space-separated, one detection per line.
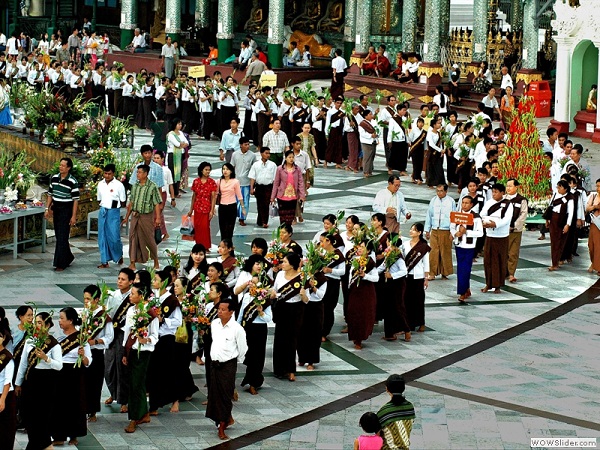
147 269 183 415
172 277 200 405
403 223 430 331
270 253 306 381
52 307 92 446
15 312 62 449
347 238 378 350
122 283 159 433
319 231 346 341
82 285 114 423
378 235 411 342
234 254 273 394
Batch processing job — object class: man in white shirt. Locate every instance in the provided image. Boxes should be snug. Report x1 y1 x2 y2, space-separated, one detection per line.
231 137 257 226
373 175 411 235
97 164 127 268
6 33 19 61
284 41 301 66
480 183 513 293
330 48 347 98
500 66 513 91
450 195 483 302
232 40 252 74
505 178 528 283
206 296 247 440
542 126 561 161
129 28 146 53
161 37 176 79
249 147 277 228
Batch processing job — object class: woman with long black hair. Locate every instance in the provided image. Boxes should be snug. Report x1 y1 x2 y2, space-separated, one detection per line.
217 163 244 240
271 253 306 381
183 243 209 294
52 307 92 446
83 285 114 423
426 115 446 187
403 223 430 331
15 312 62 449
0 321 16 450
235 254 272 394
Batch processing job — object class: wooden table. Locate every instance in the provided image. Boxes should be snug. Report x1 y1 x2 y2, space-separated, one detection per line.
0 207 47 259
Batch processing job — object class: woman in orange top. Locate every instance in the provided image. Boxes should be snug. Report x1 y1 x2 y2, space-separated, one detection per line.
203 44 218 65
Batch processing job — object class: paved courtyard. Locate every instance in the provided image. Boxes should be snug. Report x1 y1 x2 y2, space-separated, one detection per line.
2 91 600 449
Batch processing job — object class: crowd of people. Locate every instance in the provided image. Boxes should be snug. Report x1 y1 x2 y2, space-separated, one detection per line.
1 28 598 449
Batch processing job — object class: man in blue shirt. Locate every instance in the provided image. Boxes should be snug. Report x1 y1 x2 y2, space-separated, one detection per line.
424 184 456 280
129 145 165 189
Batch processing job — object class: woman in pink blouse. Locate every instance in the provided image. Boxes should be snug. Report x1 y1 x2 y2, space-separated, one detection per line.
188 162 218 249
218 163 245 240
270 150 306 226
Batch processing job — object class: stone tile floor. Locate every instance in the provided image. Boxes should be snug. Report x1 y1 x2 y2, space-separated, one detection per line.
3 88 600 448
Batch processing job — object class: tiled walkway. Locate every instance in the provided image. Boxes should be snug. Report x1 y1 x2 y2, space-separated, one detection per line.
3 96 600 449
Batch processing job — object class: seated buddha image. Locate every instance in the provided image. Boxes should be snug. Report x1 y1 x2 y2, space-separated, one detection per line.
317 0 344 33
244 0 266 34
290 0 322 33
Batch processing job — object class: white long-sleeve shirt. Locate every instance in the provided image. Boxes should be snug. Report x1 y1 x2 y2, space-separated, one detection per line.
158 292 183 337
122 305 159 352
480 199 514 238
450 211 484 248
210 318 248 363
15 339 63 386
401 240 430 279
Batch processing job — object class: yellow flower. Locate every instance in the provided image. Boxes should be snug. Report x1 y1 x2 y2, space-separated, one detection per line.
163 306 169 313
294 282 300 288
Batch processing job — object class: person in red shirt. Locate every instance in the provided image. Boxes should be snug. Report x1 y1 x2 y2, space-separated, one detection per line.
256 47 268 64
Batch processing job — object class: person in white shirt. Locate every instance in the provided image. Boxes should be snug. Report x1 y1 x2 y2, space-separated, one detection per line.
104 268 134 411
284 41 301 66
6 33 19 61
206 296 247 440
231 137 257 226
83 285 115 422
122 283 159 433
161 36 176 78
97 164 127 268
249 147 277 228
232 39 252 74
330 48 347 98
297 44 311 67
481 87 501 120
450 195 484 302
500 66 513 92
433 85 450 116
505 178 528 283
0 324 16 447
153 151 176 239
147 270 183 415
129 28 146 53
480 183 513 292
373 175 411 234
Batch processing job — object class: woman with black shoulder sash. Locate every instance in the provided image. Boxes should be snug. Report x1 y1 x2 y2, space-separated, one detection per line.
148 269 182 414
52 307 92 446
235 255 273 394
82 285 114 422
270 253 307 381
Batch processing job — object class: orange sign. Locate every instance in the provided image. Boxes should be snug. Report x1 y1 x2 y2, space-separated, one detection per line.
450 211 474 226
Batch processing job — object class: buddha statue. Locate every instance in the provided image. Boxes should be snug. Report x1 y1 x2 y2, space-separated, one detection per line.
317 0 344 33
290 0 322 34
245 0 266 34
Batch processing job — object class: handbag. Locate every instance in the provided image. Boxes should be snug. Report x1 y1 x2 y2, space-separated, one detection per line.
180 214 194 236
542 206 553 221
269 202 278 218
216 181 222 205
154 227 163 245
175 323 188 344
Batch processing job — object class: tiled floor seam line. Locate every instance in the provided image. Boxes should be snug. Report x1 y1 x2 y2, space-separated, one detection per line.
206 280 600 450
410 381 600 431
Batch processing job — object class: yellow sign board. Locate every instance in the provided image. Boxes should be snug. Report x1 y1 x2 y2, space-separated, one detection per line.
260 73 278 87
187 65 206 79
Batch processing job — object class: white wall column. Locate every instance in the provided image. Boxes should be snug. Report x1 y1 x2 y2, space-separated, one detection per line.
553 37 574 124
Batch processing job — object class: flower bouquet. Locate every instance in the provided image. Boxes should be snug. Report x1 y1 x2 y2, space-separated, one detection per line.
76 282 110 367
382 235 403 281
301 241 334 285
164 236 181 270
130 302 152 357
350 245 369 287
23 304 54 363
194 294 212 345
266 228 289 266
248 268 272 307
